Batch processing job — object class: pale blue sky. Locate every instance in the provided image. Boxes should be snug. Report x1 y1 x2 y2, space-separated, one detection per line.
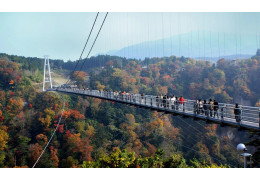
0 12 260 61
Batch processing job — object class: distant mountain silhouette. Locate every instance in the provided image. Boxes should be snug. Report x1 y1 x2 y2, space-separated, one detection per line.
107 31 257 61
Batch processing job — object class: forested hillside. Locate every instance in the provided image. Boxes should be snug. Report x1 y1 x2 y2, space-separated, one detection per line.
0 51 259 168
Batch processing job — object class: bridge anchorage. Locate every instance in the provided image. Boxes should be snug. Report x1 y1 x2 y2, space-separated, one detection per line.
47 88 260 132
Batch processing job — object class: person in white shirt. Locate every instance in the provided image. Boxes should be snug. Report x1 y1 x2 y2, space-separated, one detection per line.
170 95 176 109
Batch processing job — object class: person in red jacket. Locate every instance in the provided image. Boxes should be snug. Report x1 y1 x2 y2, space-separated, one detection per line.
179 96 184 104
179 96 184 111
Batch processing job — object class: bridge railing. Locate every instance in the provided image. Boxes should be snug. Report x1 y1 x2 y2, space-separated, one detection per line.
53 88 260 129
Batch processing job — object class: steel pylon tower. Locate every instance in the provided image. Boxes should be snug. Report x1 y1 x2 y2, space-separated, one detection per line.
43 55 53 91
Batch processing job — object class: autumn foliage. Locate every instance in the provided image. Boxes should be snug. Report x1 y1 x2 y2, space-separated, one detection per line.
1 52 260 168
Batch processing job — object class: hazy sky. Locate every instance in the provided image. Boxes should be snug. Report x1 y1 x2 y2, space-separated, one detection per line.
1 12 260 61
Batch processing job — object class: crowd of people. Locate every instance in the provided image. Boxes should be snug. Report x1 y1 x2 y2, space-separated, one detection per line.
155 95 185 111
194 99 219 118
60 87 243 122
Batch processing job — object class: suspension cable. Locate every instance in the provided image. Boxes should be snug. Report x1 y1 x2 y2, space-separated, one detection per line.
70 12 109 85
161 12 165 57
66 12 100 85
32 97 65 168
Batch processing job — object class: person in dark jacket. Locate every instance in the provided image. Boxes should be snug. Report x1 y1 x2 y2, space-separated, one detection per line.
175 97 179 111
199 99 203 114
209 99 214 117
156 96 159 107
203 100 208 116
213 100 219 118
234 103 241 122
163 95 167 108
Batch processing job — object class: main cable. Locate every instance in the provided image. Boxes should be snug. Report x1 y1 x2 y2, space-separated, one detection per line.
66 12 100 85
70 12 109 85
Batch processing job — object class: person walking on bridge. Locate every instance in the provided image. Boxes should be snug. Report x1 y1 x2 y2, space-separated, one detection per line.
179 96 184 111
160 94 163 107
163 95 167 108
203 100 208 116
234 103 241 123
175 97 179 111
170 95 176 110
156 96 159 107
209 99 214 117
194 100 199 114
213 100 219 118
199 99 203 114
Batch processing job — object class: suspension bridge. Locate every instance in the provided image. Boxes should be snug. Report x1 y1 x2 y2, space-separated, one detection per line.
33 12 260 168
41 12 260 132
48 87 260 131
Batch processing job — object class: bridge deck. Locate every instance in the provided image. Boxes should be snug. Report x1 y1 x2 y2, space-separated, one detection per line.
50 88 260 131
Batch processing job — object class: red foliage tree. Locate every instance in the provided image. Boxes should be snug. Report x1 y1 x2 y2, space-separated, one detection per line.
29 143 43 163
57 124 64 133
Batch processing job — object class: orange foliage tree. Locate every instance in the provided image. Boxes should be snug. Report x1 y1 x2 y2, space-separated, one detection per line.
29 143 43 163
80 138 94 162
0 127 9 150
36 134 48 146
63 109 85 120
159 86 168 95
0 59 21 88
66 133 94 161
145 142 157 157
49 146 59 167
0 110 4 121
72 71 87 88
5 97 23 118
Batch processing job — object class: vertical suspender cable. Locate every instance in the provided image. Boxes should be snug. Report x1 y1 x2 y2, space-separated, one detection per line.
218 13 220 60
66 12 99 85
256 26 259 50
235 13 238 60
198 28 200 60
239 13 242 60
161 12 165 57
147 12 150 63
127 13 129 58
178 13 181 57
197 14 201 60
131 14 134 59
209 14 213 62
73 13 109 82
224 31 226 59
187 15 190 58
123 13 126 58
203 13 206 61
170 13 173 57
190 15 193 59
